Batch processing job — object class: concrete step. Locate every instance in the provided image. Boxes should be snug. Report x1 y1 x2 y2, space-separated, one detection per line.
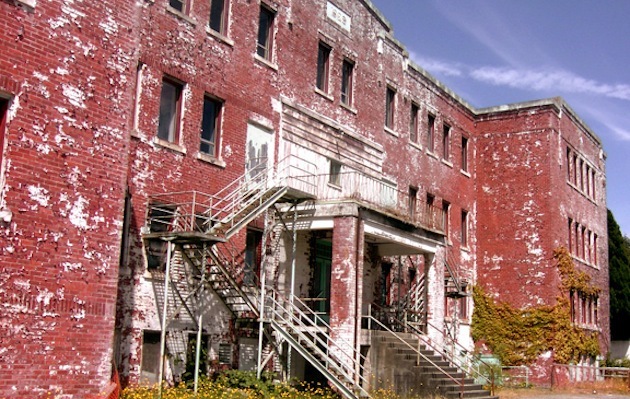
444 389 496 399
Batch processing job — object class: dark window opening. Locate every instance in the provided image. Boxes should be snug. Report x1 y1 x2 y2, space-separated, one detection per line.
257 5 275 60
316 42 331 92
410 103 419 143
209 0 227 34
427 114 435 152
341 59 354 106
385 87 395 129
200 96 222 157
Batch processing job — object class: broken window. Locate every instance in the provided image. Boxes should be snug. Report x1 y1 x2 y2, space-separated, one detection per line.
209 0 228 34
341 59 354 106
316 42 331 92
157 77 184 143
257 4 275 60
200 95 222 157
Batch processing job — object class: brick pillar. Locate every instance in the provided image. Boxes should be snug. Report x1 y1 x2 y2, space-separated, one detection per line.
330 216 364 366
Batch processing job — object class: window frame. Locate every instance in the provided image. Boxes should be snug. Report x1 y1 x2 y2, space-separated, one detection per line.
328 159 342 187
209 0 229 35
0 97 9 170
199 95 223 158
316 41 331 93
168 0 190 15
409 103 419 143
461 209 468 247
442 123 451 161
157 76 184 144
385 86 396 130
427 113 435 153
461 136 469 172
341 58 354 106
256 4 275 61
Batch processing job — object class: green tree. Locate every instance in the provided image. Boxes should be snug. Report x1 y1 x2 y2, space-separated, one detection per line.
608 209 630 340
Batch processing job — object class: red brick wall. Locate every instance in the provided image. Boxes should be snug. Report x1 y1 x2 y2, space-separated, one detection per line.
0 1 136 397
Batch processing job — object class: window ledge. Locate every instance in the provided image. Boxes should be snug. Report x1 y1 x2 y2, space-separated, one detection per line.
340 102 357 114
315 87 334 102
409 141 422 151
130 129 141 139
166 6 198 26
254 54 278 71
205 27 234 46
567 180 597 204
384 126 398 137
196 152 226 167
441 159 453 168
327 182 342 190
460 169 471 178
16 0 36 9
153 137 187 154
426 150 438 160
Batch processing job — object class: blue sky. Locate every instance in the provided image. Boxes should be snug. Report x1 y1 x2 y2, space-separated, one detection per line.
370 0 630 237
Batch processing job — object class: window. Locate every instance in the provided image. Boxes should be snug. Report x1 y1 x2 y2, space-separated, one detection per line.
146 203 176 271
200 96 222 157
157 77 183 143
0 97 8 169
209 0 228 34
169 0 189 14
461 210 468 247
341 59 354 106
385 87 395 129
329 159 341 186
461 136 468 172
316 42 331 92
257 4 275 60
442 124 451 161
409 186 417 218
427 114 435 152
443 200 450 237
410 103 419 143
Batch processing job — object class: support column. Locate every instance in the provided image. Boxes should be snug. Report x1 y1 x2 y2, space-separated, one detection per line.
330 216 364 369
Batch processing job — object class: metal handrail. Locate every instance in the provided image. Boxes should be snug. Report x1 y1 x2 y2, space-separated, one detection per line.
265 288 370 395
364 303 464 389
419 317 496 394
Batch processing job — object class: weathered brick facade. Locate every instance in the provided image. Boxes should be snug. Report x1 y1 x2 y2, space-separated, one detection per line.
0 0 607 397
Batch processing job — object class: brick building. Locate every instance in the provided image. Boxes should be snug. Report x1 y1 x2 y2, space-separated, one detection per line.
0 0 608 398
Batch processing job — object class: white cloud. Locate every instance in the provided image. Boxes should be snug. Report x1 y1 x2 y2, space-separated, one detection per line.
409 52 463 77
470 67 630 101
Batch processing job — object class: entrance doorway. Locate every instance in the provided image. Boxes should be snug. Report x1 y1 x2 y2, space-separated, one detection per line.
312 238 332 323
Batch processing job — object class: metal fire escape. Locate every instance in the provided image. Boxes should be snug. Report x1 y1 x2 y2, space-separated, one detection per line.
142 155 369 399
142 154 487 399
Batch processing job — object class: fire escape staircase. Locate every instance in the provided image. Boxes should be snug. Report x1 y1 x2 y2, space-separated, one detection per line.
144 156 369 399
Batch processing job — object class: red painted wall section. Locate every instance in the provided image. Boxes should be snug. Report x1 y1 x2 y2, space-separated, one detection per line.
0 1 136 397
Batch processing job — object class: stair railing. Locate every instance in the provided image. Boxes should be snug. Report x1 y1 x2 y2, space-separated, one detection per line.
364 303 465 389
423 319 496 393
264 288 370 397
